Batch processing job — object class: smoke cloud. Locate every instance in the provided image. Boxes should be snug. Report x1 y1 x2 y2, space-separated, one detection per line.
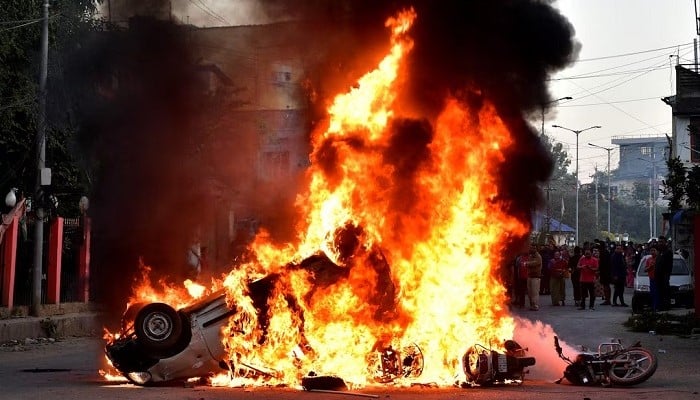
71 0 577 317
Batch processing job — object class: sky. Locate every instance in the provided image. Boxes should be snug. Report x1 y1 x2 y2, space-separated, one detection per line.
124 0 700 184
546 0 698 182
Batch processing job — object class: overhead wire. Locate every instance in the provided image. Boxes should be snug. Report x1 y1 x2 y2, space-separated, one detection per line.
0 13 60 33
188 0 230 26
574 42 695 62
551 43 694 81
555 48 695 135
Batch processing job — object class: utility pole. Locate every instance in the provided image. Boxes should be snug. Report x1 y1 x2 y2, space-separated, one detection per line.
589 143 614 233
552 124 602 245
32 0 50 317
594 166 599 233
540 96 572 239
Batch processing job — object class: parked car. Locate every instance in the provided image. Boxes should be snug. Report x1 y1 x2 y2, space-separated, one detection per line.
631 254 694 313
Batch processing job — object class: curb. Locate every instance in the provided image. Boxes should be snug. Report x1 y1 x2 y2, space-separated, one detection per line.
0 312 102 343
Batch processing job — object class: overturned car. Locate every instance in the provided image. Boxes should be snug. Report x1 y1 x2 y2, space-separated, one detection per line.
105 283 259 385
105 248 396 385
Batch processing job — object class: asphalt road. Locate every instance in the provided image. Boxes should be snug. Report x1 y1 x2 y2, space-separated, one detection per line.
1 290 698 400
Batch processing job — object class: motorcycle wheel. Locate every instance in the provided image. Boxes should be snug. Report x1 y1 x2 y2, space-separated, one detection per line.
608 347 658 386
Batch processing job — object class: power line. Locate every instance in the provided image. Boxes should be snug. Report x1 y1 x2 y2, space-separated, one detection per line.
558 96 663 107
0 19 41 32
552 43 694 81
575 42 695 62
0 18 42 25
188 0 230 26
0 13 60 33
554 65 670 80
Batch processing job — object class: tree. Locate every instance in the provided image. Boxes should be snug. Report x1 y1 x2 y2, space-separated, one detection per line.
661 156 686 212
540 133 572 183
686 164 700 210
0 0 100 215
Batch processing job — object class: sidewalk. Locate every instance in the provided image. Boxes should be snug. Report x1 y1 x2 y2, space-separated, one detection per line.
0 303 102 343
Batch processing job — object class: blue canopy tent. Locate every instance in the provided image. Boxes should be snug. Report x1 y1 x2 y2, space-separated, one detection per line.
531 212 575 246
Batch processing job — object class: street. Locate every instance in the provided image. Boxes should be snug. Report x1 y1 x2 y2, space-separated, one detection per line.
1 294 699 400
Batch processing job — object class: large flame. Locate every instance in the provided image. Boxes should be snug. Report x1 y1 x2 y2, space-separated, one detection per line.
219 8 528 387
116 7 531 388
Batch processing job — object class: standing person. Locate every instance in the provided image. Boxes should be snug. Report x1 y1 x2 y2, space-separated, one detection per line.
644 246 660 312
513 252 529 309
610 244 629 306
569 246 582 307
625 245 636 288
549 250 568 306
539 243 553 296
655 236 673 311
577 248 599 310
597 242 612 305
524 244 543 311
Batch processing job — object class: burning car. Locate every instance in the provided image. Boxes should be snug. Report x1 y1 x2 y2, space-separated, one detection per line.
105 249 401 386
105 275 277 385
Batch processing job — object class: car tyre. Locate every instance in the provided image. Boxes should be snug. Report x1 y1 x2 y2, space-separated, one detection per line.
134 303 187 358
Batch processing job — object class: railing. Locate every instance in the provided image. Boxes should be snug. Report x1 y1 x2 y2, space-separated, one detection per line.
1 204 90 311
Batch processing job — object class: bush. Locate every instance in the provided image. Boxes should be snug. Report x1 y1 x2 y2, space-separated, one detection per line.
624 311 700 335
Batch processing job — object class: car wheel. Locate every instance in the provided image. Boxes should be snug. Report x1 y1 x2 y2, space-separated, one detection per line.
134 303 186 358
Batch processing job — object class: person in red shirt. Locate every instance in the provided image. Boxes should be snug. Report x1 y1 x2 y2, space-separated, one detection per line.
577 248 599 310
645 246 659 311
549 250 568 306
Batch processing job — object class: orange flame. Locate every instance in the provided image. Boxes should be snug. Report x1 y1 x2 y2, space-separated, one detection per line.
106 7 532 388
218 7 528 387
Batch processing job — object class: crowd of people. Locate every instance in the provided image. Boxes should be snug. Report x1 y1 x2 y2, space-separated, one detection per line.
508 237 676 312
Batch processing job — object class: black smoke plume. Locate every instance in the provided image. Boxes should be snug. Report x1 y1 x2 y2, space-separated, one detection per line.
69 0 577 317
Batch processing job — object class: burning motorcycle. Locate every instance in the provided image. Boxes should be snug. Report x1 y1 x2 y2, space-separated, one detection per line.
460 339 536 386
554 335 658 386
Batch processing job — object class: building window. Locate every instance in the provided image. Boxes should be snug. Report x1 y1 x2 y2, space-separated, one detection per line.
272 64 292 86
640 146 652 156
690 117 700 163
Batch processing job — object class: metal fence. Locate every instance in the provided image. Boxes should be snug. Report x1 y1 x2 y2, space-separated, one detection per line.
0 216 85 306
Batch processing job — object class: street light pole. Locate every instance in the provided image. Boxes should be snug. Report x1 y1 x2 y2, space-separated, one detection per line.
31 0 50 317
552 124 602 245
540 96 573 136
638 157 662 239
539 96 572 239
589 143 614 233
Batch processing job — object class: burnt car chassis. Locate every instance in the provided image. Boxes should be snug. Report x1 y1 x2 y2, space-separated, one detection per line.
105 252 535 387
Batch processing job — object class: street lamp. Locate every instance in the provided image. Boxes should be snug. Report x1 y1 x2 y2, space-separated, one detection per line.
552 124 602 245
638 157 662 239
540 96 572 237
589 143 614 234
540 97 573 136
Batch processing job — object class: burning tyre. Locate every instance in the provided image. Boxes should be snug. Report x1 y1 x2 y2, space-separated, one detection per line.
366 342 424 383
132 303 189 358
461 340 535 386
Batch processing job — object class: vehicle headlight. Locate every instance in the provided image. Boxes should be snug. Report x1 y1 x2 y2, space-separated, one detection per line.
636 285 650 292
127 371 152 385
678 284 694 292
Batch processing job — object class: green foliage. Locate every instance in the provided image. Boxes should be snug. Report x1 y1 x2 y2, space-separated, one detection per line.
686 164 700 211
662 156 687 212
541 133 572 182
0 0 100 215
